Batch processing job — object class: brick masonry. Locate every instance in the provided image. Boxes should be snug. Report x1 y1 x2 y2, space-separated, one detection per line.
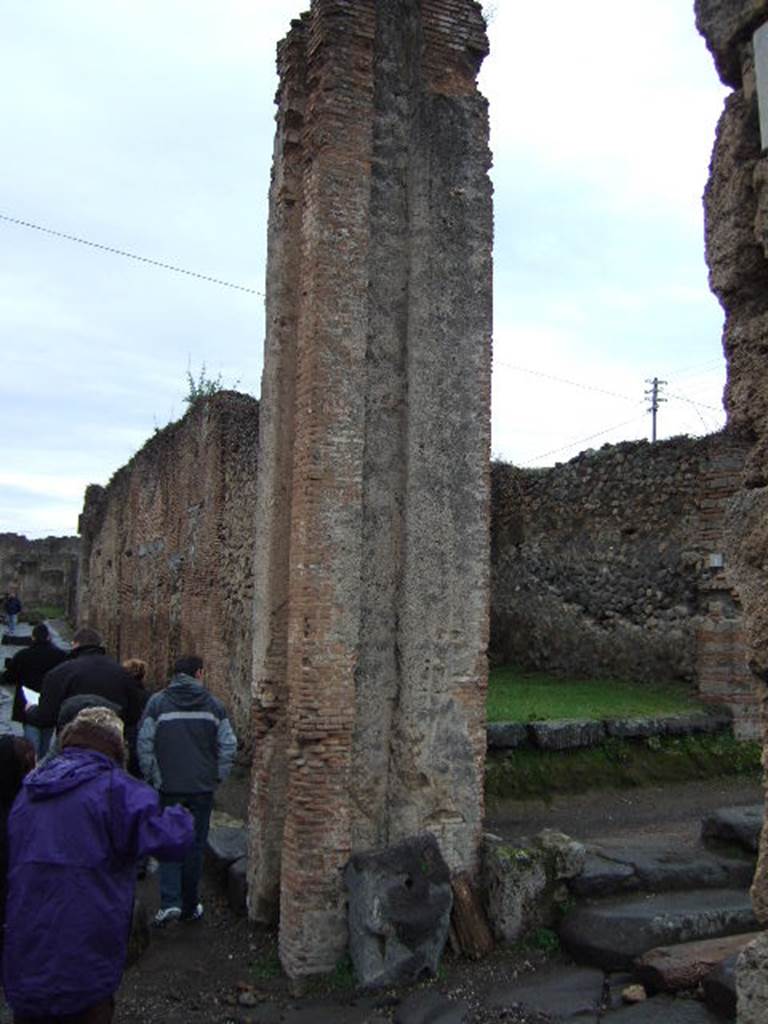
248 0 492 978
77 391 259 737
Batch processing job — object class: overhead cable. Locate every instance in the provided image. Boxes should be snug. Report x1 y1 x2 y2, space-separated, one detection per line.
0 211 262 296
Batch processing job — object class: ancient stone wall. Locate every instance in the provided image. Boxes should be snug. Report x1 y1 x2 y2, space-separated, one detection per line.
0 533 79 620
248 0 493 979
696 1 768 1010
491 431 756 736
77 392 259 737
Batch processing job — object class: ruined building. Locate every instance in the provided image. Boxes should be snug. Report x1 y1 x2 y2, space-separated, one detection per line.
492 431 756 738
78 392 259 736
696 0 768 1016
0 533 79 620
247 0 492 977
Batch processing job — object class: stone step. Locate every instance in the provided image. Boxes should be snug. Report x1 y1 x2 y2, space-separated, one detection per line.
559 889 758 970
701 805 763 854
569 838 754 899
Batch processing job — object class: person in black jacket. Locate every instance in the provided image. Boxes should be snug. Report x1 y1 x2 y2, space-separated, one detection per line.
26 626 143 734
5 623 67 756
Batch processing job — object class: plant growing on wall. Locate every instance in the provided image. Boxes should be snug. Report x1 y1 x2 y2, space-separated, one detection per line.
184 362 240 407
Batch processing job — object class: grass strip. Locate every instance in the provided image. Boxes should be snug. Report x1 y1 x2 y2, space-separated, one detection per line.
485 733 761 802
487 668 703 724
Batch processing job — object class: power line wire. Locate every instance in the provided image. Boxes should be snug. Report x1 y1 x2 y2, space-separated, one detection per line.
528 413 649 464
0 211 262 296
496 361 637 402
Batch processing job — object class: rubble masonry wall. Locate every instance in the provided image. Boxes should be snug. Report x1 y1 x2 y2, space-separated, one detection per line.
77 391 259 737
492 431 756 737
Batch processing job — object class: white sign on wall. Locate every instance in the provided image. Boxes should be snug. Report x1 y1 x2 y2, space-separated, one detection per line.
754 23 768 150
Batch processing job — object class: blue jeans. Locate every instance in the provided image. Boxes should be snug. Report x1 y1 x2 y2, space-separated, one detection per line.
23 723 53 758
5 613 16 635
158 792 213 915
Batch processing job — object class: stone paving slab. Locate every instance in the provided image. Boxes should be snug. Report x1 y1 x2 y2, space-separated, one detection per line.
570 839 755 899
601 994 723 1022
559 889 758 970
485 964 603 1021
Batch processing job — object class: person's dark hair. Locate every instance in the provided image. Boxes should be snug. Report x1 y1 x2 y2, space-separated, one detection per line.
174 655 203 677
72 626 102 648
31 623 49 643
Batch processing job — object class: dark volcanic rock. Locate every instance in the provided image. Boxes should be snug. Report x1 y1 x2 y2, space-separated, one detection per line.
559 889 758 970
344 834 452 989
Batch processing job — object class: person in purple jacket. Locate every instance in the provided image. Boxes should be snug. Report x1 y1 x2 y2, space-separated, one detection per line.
2 706 194 1024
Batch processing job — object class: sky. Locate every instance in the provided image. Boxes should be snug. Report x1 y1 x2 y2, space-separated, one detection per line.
0 1 729 538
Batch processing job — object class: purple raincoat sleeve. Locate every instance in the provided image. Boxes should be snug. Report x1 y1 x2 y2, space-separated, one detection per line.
109 771 195 860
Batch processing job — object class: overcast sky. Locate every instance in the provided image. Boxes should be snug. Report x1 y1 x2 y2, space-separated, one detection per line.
1 1 728 538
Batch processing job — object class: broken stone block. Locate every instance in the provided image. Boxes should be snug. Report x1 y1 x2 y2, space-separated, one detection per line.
482 830 584 944
344 834 452 989
536 829 587 880
481 837 548 944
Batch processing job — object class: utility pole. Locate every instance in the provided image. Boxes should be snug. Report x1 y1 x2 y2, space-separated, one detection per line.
645 377 667 442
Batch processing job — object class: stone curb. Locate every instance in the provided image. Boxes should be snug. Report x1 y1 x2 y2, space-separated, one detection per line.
486 710 733 752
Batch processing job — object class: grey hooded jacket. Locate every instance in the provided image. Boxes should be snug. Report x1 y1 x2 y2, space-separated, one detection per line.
137 673 237 793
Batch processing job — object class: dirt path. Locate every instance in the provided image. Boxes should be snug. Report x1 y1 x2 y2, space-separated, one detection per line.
486 776 763 846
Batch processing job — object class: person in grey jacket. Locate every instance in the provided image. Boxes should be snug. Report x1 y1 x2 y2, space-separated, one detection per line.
137 655 237 926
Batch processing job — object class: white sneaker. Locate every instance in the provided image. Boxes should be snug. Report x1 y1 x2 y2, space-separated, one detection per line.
181 902 204 922
153 906 181 927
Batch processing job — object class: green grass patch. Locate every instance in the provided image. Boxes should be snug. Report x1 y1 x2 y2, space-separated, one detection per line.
485 733 761 802
487 668 702 724
20 605 66 625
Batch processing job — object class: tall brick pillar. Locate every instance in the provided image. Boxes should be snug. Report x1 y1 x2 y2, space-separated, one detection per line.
248 0 492 978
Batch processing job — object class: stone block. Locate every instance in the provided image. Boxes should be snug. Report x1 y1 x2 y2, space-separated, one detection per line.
485 722 527 750
228 856 248 915
736 932 768 1024
635 931 759 993
528 719 605 751
207 824 248 868
482 830 584 944
344 834 452 990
